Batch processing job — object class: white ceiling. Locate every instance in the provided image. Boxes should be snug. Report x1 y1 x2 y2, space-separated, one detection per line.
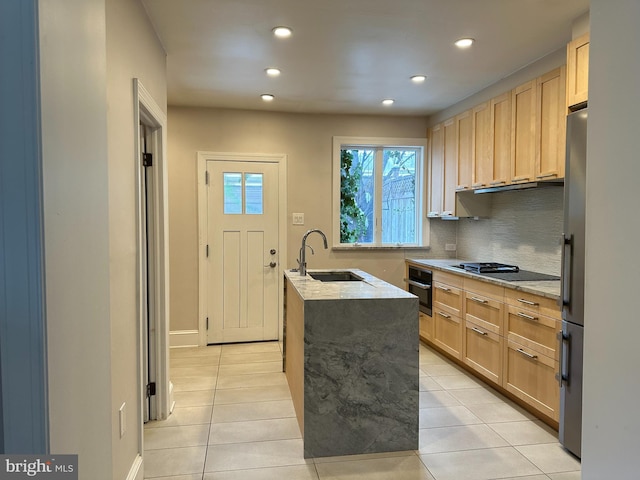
142 0 590 116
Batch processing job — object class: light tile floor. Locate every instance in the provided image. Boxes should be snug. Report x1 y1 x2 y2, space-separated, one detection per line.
144 341 581 480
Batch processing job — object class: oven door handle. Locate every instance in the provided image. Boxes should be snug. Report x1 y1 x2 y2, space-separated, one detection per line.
406 279 431 290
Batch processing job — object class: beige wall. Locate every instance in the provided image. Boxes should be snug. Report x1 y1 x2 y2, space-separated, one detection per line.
40 0 166 478
39 0 113 476
106 0 167 478
167 108 449 332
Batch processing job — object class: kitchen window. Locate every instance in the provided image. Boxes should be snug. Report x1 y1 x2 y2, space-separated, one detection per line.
332 136 428 248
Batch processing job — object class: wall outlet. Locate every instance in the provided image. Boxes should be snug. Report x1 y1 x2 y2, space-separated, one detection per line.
119 402 126 438
292 213 304 225
445 243 457 251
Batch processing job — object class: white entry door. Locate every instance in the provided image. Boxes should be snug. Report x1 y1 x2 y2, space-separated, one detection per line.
206 160 280 344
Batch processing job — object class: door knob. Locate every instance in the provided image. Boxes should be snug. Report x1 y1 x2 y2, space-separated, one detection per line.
264 261 277 268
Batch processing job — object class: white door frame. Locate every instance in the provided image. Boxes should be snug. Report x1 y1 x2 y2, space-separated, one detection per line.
197 152 287 346
134 80 171 437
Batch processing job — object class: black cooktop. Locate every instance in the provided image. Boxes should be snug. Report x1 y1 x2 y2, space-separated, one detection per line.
459 262 519 273
454 262 560 282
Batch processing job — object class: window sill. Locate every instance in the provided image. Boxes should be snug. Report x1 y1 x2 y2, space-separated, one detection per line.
332 245 431 251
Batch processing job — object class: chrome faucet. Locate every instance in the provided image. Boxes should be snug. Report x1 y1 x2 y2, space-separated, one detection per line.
297 229 328 276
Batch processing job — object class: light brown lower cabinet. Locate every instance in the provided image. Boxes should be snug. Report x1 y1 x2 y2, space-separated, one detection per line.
413 265 561 425
419 311 434 342
503 339 560 421
463 319 503 384
433 310 462 359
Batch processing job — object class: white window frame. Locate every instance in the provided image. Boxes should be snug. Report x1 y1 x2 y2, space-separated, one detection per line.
332 136 429 249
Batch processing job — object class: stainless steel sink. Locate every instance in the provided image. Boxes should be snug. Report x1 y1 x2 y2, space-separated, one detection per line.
308 271 363 282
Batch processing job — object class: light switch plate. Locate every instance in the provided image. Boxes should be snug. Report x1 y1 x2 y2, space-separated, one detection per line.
292 213 304 225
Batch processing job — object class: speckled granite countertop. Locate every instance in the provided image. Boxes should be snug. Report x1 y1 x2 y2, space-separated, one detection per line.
406 259 561 301
284 268 415 301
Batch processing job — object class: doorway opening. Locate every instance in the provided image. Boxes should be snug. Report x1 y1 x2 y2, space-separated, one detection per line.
134 80 170 445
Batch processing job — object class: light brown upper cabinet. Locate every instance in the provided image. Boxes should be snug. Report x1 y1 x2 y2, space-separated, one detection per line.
471 102 492 189
566 32 589 109
536 66 567 180
427 122 444 217
490 92 512 187
442 118 458 216
455 109 473 192
511 80 537 184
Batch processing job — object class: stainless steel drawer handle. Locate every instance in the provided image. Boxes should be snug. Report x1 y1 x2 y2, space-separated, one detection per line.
536 173 557 179
516 312 538 321
517 348 538 360
437 286 451 292
471 327 487 336
489 180 507 186
470 296 488 304
438 312 451 319
517 298 539 306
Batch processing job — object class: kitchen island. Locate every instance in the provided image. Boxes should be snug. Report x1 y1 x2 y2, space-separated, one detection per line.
283 269 419 459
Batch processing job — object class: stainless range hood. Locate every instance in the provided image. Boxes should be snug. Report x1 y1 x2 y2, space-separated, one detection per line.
473 179 563 194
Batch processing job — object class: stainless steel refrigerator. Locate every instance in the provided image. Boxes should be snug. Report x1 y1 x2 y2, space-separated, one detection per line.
558 107 587 459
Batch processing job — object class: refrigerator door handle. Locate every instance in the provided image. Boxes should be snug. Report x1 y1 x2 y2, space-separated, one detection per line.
556 330 571 386
560 233 573 314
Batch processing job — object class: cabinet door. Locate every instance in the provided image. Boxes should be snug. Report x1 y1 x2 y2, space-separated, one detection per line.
472 102 492 189
428 124 444 217
504 340 559 421
434 281 463 317
511 80 537 183
442 118 457 216
566 32 589 109
419 312 435 342
505 306 560 360
536 66 566 180
464 292 504 335
490 92 512 187
463 319 503 385
433 310 462 359
455 109 473 191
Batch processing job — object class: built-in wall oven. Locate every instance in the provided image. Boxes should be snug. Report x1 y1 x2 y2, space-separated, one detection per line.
406 265 432 316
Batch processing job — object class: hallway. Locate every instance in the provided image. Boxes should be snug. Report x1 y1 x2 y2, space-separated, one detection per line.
143 342 580 479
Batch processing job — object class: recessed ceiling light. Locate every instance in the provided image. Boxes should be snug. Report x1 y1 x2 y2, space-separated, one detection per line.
410 75 427 83
272 26 292 38
382 99 394 106
261 94 275 102
265 68 281 77
454 38 475 48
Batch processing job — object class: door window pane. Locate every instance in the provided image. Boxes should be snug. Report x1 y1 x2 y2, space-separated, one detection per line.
382 149 417 243
223 173 242 214
244 173 263 214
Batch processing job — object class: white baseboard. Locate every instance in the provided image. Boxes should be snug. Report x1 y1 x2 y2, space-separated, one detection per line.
169 380 176 414
169 329 199 348
126 454 143 480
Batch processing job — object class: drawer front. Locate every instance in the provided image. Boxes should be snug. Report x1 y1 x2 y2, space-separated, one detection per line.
506 306 560 359
433 270 464 288
433 311 462 359
419 311 435 342
463 320 503 384
464 277 505 302
505 289 561 320
464 292 504 335
434 282 463 316
504 340 559 420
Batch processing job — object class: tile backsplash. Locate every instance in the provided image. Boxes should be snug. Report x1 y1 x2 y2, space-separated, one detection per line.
456 187 564 276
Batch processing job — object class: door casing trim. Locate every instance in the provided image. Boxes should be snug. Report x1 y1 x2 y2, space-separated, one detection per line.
197 152 288 346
